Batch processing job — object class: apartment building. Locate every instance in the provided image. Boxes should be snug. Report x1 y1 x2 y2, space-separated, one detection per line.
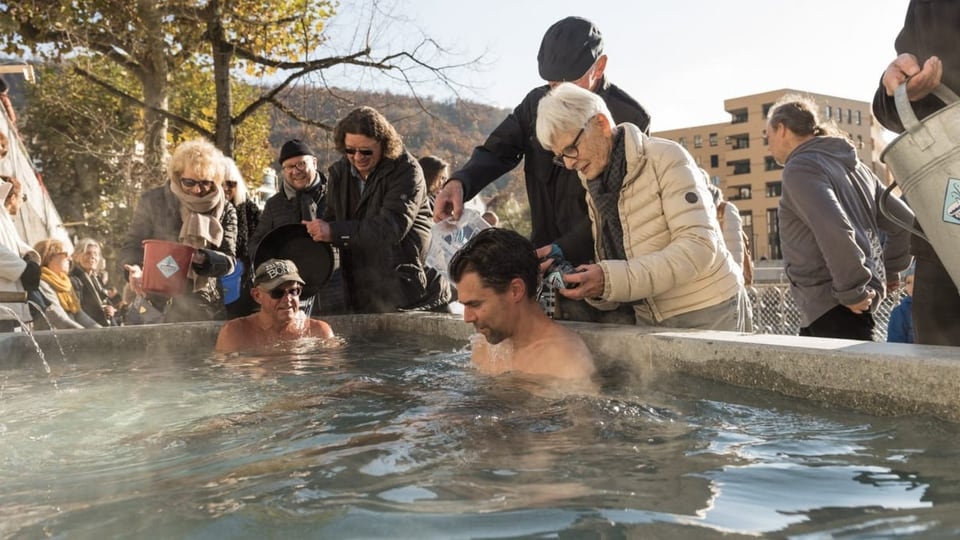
654 89 886 261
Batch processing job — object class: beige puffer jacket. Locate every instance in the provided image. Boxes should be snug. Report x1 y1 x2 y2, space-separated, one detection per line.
585 124 742 323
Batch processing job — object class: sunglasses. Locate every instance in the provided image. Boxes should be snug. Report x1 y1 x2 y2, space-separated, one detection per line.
268 286 302 300
344 147 375 156
180 177 216 190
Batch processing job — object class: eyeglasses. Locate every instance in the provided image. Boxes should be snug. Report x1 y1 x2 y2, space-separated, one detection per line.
552 127 586 167
180 177 215 191
268 286 302 300
282 161 310 173
224 181 237 188
344 147 375 156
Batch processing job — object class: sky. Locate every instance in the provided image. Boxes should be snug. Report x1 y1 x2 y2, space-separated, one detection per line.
321 0 910 131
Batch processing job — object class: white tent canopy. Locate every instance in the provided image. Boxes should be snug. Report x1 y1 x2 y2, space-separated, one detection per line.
0 91 72 252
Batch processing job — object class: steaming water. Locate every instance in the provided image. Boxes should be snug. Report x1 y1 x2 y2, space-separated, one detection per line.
1 334 959 539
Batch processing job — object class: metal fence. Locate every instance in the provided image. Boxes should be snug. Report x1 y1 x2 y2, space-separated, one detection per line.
749 283 906 342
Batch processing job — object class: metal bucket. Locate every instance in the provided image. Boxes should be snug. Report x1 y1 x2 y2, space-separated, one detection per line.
880 83 960 289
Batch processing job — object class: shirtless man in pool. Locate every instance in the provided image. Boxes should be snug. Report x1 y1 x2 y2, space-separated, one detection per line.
215 259 334 353
449 228 595 384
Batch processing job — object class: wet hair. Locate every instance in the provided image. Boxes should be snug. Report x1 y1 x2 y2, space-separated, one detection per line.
222 156 248 205
536 82 613 151
333 106 403 160
767 94 838 138
166 138 225 186
449 228 539 299
418 155 449 194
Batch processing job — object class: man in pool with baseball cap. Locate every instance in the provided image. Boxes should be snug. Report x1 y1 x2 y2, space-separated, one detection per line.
215 258 334 352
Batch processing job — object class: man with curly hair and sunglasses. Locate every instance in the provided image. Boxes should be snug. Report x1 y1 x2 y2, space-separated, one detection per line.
215 258 334 352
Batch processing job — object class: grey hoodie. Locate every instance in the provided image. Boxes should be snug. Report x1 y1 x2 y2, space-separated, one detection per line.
779 136 913 327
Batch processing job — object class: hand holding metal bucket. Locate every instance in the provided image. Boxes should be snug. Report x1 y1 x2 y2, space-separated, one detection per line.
879 82 960 290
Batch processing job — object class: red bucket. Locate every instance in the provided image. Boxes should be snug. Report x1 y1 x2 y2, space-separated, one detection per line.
141 240 195 296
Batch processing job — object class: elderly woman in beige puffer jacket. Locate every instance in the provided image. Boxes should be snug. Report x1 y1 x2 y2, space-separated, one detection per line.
535 83 746 331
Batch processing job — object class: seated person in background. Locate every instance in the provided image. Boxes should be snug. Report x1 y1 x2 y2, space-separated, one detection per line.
887 267 915 344
448 228 595 383
70 238 117 326
215 258 334 353
34 238 101 329
535 83 746 331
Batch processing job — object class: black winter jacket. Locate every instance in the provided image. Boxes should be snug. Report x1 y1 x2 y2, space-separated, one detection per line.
453 76 650 264
248 173 326 261
871 0 960 259
325 152 450 313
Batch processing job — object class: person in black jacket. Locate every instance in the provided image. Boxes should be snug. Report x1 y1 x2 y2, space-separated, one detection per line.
872 0 960 346
303 106 451 313
431 16 650 322
120 138 237 323
248 139 346 315
69 237 117 326
222 156 261 319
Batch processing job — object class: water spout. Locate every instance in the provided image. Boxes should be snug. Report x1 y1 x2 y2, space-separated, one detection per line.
25 300 68 366
0 304 51 373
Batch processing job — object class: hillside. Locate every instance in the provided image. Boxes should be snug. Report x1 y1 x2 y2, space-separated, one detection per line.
267 86 520 197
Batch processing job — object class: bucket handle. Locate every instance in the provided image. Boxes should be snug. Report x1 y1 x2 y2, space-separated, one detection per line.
879 181 928 242
894 82 960 134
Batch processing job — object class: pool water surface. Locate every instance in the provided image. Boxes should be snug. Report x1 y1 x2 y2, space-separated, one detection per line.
1 334 959 539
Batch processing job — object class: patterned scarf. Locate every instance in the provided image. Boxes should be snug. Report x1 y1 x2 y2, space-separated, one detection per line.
41 266 82 314
587 128 627 261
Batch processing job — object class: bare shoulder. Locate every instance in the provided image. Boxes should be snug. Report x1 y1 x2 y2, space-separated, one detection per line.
307 318 335 339
215 317 255 353
519 323 595 380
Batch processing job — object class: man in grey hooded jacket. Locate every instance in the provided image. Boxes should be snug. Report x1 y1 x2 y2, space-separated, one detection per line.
767 95 912 340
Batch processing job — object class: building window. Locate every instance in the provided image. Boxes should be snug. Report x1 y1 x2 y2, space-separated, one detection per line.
729 159 751 175
731 134 750 150
694 135 702 148
836 107 842 122
731 184 752 200
846 109 852 124
711 175 721 186
709 133 718 146
856 110 862 125
678 137 686 148
731 108 748 124
764 156 782 171
710 154 719 168
765 181 782 197
767 208 781 259
762 102 774 118
741 210 754 256
825 105 832 119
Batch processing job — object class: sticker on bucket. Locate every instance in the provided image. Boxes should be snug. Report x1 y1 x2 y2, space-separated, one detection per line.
156 255 182 278
942 177 960 225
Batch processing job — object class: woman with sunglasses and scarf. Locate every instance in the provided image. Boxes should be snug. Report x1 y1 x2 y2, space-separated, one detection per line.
120 139 237 323
33 238 100 330
535 83 746 331
302 106 451 313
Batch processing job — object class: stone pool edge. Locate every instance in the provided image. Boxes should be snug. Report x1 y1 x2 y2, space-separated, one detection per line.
1 312 957 422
